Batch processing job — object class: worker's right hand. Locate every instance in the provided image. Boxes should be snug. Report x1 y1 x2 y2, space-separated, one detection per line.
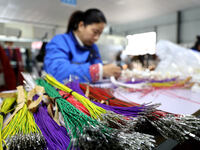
103 64 121 79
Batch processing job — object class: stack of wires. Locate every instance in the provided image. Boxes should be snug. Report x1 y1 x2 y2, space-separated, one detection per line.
37 79 107 147
127 77 193 95
0 97 16 149
77 80 200 143
93 102 158 117
125 77 178 84
80 83 173 118
44 74 106 119
148 77 192 88
65 79 87 97
138 114 200 142
43 74 143 130
37 78 156 150
80 84 138 107
59 90 90 116
66 80 158 117
34 103 70 150
22 73 70 150
2 86 46 149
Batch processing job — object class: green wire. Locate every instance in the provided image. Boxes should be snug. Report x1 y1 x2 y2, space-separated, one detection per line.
36 79 111 141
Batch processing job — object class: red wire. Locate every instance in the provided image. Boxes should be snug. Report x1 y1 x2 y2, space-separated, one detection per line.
80 84 179 119
80 84 139 107
59 90 90 116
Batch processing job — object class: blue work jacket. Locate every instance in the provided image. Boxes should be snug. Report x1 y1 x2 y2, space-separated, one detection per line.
44 31 102 83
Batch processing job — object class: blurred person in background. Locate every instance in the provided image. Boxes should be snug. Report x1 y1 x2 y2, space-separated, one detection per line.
191 35 200 52
44 8 121 83
115 50 133 70
36 42 47 76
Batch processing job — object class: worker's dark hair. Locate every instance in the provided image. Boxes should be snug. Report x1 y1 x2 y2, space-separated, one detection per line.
67 8 106 33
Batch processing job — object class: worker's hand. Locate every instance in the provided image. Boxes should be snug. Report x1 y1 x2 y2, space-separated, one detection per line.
103 64 121 78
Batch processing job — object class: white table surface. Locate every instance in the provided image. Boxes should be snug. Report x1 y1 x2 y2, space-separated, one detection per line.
113 88 200 115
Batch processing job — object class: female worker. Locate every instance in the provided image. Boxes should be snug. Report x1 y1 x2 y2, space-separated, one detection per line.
44 8 121 83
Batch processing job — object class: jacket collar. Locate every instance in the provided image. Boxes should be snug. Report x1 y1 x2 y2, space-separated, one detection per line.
68 31 93 49
74 32 84 47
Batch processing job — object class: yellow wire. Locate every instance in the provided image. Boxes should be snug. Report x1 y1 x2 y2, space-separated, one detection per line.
149 81 176 87
149 79 188 87
2 87 41 141
45 74 106 119
0 97 16 150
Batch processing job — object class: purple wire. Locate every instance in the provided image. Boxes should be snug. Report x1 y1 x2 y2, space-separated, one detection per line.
125 77 177 84
34 104 70 150
65 80 152 117
66 80 85 97
92 101 147 117
125 79 147 84
148 77 178 83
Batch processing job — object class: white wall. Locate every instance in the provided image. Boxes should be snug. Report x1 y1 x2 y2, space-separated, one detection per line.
5 22 33 39
111 6 200 45
181 8 200 43
157 24 177 43
97 34 127 63
112 12 177 42
1 6 200 47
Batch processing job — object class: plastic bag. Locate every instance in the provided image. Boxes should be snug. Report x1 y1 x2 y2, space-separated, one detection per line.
155 40 200 78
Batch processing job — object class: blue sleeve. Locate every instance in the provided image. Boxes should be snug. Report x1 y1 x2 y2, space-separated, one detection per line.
44 35 92 83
